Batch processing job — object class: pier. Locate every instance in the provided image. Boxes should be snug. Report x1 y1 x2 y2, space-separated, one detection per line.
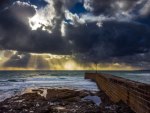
85 73 150 113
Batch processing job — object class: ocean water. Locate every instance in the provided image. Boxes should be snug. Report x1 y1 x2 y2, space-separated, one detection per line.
102 70 150 84
0 71 98 101
0 70 150 101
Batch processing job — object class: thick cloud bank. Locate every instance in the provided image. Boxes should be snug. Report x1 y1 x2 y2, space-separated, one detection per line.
0 0 150 67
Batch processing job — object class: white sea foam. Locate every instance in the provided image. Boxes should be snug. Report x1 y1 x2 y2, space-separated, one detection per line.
0 71 99 101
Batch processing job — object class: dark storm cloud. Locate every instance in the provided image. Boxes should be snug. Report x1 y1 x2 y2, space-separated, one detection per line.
0 0 12 10
0 0 150 68
0 1 35 51
29 29 71 54
0 0 48 10
66 20 150 63
3 52 50 69
136 14 150 26
84 0 139 16
113 52 150 69
3 52 31 68
0 1 71 54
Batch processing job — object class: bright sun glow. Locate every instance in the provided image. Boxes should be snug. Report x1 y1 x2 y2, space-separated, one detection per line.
29 15 52 32
29 16 43 30
28 0 56 33
0 50 138 70
64 61 79 70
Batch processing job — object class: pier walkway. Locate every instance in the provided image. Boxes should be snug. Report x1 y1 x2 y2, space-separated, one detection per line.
85 73 150 113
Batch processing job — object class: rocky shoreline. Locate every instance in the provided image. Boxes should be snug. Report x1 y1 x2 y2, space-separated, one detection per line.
0 88 135 113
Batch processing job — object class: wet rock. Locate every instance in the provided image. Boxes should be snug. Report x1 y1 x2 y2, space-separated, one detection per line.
0 89 135 113
0 89 100 113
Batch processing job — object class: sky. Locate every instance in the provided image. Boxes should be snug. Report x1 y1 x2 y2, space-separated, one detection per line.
0 0 150 70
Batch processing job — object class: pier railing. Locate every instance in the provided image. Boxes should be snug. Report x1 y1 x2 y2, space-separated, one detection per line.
85 73 150 113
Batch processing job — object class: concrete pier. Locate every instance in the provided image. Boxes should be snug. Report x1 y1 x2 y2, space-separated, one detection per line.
85 73 150 113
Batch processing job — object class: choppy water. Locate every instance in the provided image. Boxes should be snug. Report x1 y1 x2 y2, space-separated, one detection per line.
0 70 150 101
0 71 98 101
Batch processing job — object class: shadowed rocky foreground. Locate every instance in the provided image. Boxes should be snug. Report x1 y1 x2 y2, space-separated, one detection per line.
0 88 134 113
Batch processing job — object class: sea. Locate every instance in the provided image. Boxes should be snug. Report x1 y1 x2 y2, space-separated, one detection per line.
0 70 150 102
